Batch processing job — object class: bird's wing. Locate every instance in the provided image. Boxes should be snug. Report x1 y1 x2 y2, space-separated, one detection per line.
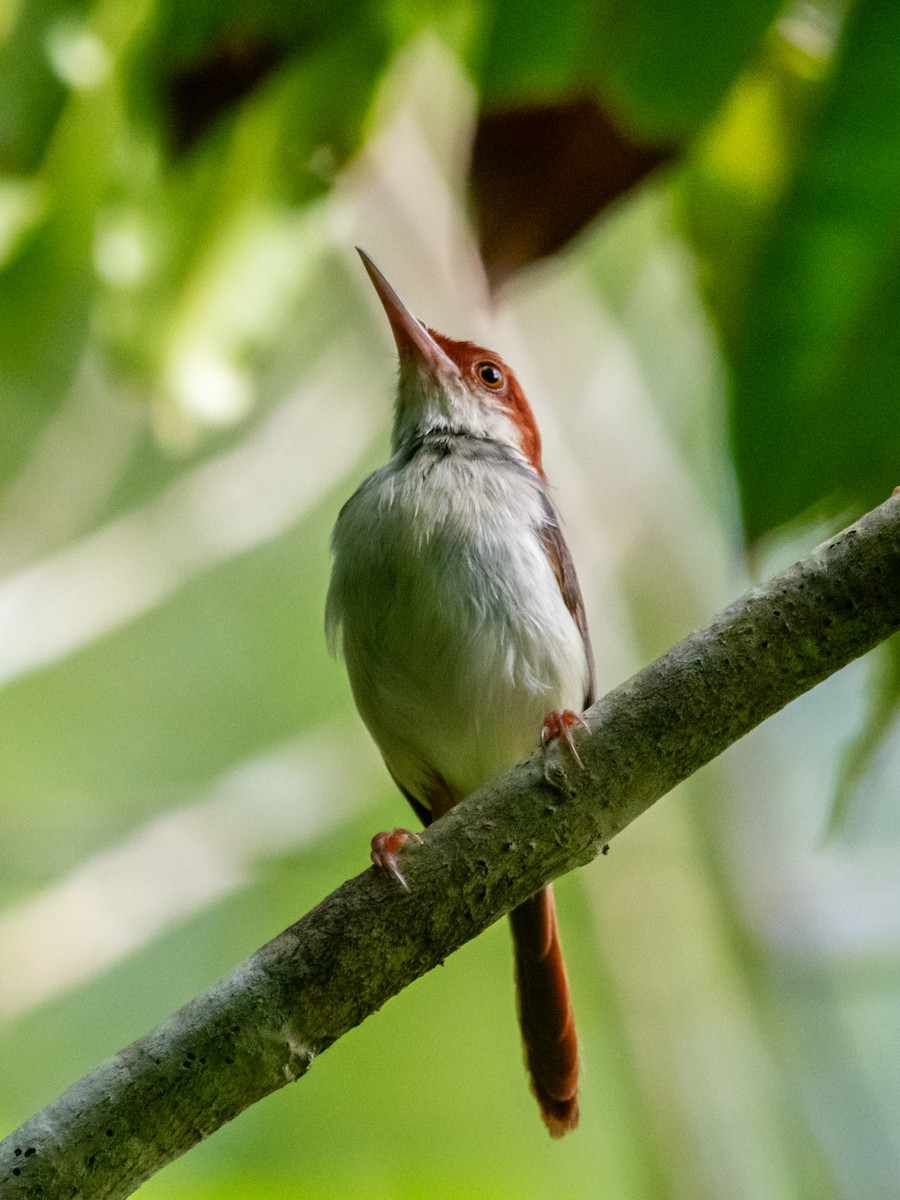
538 516 596 708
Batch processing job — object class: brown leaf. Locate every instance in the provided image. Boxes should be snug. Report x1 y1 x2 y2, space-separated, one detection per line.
470 97 676 288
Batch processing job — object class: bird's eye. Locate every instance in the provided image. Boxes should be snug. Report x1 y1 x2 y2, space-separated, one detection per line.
477 362 504 389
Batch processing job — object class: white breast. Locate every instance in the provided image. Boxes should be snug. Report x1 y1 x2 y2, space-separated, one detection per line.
327 446 589 808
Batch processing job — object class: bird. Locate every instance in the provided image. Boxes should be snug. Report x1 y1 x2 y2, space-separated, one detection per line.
326 248 595 1137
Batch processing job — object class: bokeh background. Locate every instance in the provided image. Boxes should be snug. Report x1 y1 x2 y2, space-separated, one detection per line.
2 0 900 1196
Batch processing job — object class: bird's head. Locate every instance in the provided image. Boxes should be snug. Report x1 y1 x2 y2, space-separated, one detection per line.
358 248 544 478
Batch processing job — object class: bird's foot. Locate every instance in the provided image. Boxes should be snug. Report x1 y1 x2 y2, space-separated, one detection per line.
541 710 589 787
370 828 422 891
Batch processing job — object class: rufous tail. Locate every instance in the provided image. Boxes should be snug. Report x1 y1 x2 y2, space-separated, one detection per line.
508 885 579 1136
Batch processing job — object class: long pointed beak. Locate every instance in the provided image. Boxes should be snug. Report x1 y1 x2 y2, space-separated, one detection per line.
356 248 459 378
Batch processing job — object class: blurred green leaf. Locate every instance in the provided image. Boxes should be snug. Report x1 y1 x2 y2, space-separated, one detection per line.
593 0 786 137
726 0 900 537
135 0 374 151
0 0 93 172
827 634 900 837
0 0 149 484
478 0 783 136
679 31 827 345
98 11 392 447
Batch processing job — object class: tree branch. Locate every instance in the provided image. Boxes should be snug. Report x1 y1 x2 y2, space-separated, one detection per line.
4 493 900 1199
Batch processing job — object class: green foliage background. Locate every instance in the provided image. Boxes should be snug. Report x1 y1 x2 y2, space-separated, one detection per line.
2 0 900 1196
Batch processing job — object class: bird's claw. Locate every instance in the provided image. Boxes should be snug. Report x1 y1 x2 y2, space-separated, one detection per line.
541 710 589 786
370 828 422 891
